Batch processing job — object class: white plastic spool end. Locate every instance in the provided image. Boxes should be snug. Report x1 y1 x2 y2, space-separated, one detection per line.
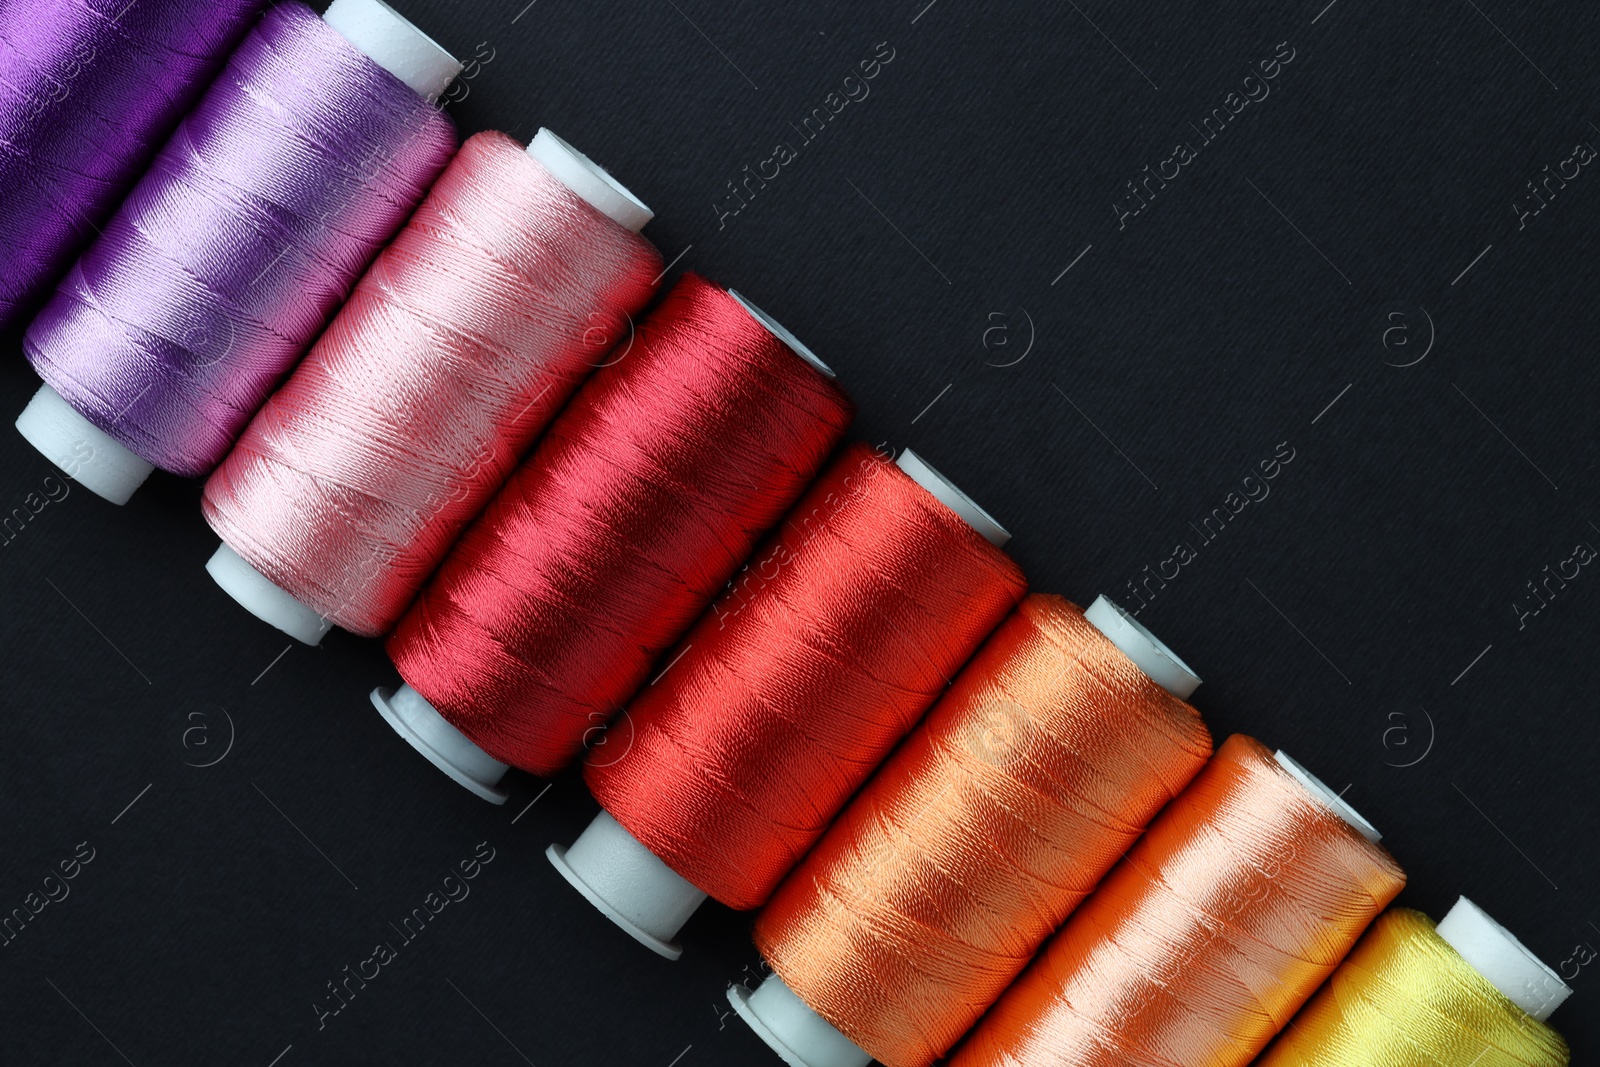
728 975 871 1067
322 0 461 103
16 384 153 505
728 291 835 378
1083 595 1201 699
370 685 509 804
206 543 333 646
527 129 653 233
1274 750 1383 843
547 810 707 960
1437 896 1571 1021
896 449 1010 547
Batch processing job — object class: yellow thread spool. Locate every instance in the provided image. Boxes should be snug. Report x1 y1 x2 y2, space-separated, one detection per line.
1258 907 1569 1067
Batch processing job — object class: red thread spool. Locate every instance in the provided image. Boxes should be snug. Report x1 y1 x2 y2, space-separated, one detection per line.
549 442 1028 958
735 594 1214 1067
947 734 1406 1067
374 273 854 802
202 129 661 643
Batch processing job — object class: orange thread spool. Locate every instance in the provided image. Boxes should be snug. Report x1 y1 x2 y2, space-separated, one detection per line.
750 593 1215 1067
949 733 1406 1067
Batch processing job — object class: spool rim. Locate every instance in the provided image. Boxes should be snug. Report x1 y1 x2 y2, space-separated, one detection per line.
896 449 1010 546
727 984 820 1067
1084 595 1201 698
15 383 154 505
1273 749 1382 842
370 687 508 804
545 843 684 960
529 128 653 232
728 290 835 378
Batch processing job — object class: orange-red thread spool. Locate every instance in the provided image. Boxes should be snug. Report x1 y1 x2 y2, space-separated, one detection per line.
746 593 1215 1067
557 442 1028 954
949 733 1406 1067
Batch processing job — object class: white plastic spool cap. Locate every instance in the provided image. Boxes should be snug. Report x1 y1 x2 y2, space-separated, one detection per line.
323 0 461 103
205 544 332 645
527 129 653 233
370 685 509 804
1437 896 1570 1020
734 593 1201 1066
1274 750 1383 843
1083 595 1201 699
549 452 1008 957
546 810 707 959
15 385 155 505
896 449 1010 547
728 976 871 1067
728 291 835 378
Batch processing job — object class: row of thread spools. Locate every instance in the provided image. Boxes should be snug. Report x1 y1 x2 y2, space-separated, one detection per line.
0 1 1577 1065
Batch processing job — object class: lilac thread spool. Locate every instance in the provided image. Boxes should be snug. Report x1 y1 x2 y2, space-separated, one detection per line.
0 0 265 328
16 0 460 504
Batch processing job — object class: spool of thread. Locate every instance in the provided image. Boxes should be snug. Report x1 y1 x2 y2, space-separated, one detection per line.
548 443 1029 958
1258 901 1570 1067
0 0 265 326
200 127 663 644
16 0 459 504
731 593 1214 1067
371 273 854 801
948 733 1407 1067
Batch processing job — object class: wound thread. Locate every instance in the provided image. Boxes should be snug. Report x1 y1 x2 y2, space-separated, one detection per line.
754 593 1214 1067
387 273 854 777
949 734 1407 1067
1257 908 1569 1067
585 441 1030 911
0 0 263 326
203 129 661 635
24 1 455 476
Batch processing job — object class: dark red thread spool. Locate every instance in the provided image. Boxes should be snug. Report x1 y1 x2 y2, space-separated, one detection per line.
549 442 1028 957
373 273 854 802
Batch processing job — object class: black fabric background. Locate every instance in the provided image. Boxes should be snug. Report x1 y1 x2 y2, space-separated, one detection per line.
2 0 1596 1062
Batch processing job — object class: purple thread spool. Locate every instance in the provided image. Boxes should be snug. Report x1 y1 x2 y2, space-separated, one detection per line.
16 0 460 504
0 0 265 329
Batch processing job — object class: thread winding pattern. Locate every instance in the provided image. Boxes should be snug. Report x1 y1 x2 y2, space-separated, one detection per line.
1257 909 1568 1067
203 130 661 635
585 442 1029 910
24 1 456 476
0 0 263 326
387 273 854 777
949 734 1406 1067
755 594 1214 1067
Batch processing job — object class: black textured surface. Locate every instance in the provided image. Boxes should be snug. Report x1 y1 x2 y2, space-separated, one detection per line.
2 0 1597 1063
